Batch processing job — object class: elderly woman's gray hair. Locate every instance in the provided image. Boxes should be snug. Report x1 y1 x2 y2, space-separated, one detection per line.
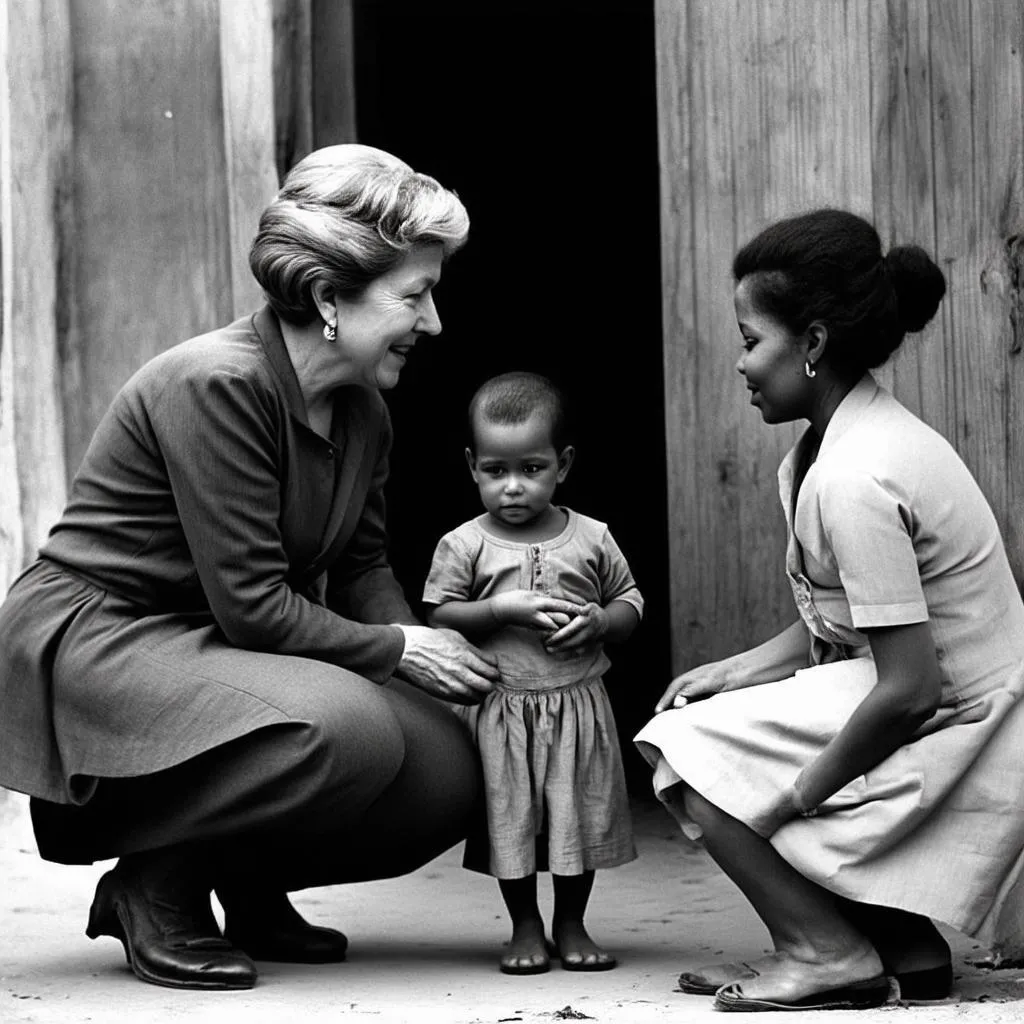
249 144 470 324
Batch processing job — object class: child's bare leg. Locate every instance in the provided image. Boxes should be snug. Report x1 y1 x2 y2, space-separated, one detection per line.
551 871 617 971
498 875 549 974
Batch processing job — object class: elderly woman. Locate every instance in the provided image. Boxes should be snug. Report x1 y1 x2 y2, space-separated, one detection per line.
636 209 1024 1012
0 145 581 991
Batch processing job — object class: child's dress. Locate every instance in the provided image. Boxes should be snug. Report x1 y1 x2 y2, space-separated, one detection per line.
423 507 642 879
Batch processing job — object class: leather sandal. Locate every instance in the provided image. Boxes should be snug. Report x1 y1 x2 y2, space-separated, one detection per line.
552 945 618 972
894 963 955 1003
678 960 760 995
87 857 257 990
220 889 348 964
499 937 552 975
714 974 891 1012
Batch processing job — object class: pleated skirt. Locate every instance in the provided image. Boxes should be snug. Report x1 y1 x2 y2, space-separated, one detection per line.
457 676 636 879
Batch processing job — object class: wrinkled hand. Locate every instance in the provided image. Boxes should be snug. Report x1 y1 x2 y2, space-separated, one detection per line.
543 602 608 653
491 590 584 633
394 624 499 706
654 659 733 713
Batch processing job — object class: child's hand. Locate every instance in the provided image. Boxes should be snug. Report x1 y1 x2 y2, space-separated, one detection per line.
491 591 583 632
543 602 609 653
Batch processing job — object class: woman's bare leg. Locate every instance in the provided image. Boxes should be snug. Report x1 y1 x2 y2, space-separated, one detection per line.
681 786 884 1002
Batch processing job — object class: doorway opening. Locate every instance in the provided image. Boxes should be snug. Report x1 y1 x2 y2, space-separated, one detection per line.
353 0 669 789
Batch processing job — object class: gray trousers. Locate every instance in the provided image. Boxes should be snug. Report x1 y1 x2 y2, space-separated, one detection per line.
31 678 482 891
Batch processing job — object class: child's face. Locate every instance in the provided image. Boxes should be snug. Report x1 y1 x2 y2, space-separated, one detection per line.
466 412 573 529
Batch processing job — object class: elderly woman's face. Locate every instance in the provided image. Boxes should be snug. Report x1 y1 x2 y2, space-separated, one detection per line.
733 276 811 424
333 243 444 390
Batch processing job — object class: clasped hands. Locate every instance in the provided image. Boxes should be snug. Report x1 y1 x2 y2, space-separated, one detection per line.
490 590 607 653
394 592 602 707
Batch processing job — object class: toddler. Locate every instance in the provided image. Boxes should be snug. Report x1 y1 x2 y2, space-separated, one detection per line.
423 371 642 975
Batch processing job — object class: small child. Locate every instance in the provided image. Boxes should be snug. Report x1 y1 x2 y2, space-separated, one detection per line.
423 371 642 975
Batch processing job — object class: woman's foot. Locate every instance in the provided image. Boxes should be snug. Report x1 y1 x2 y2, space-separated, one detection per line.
499 917 550 975
713 946 887 1010
86 852 257 990
677 953 783 994
551 918 617 972
218 887 349 964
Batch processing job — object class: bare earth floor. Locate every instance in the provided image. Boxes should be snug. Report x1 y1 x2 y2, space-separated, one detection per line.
2 794 1023 1024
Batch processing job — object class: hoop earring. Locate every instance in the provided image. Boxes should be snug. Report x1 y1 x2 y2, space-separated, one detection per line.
804 360 816 379
323 319 337 343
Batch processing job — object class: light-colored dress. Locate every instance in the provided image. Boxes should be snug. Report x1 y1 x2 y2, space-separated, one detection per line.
635 375 1024 953
424 508 643 879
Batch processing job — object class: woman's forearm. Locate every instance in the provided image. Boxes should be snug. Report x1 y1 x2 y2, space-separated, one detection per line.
794 689 928 811
724 619 812 690
794 621 941 811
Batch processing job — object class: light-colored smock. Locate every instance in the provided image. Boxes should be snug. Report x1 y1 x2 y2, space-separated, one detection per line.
424 508 643 879
635 375 1024 952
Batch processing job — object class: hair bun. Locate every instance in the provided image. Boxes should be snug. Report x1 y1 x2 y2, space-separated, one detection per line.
885 245 946 333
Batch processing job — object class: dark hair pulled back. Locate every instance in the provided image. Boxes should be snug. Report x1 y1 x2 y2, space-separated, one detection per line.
733 209 946 374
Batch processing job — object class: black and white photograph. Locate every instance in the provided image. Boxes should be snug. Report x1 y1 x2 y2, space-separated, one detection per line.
1 2 1024 1022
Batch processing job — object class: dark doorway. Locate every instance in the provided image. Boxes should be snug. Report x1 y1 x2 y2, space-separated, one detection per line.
353 0 668 791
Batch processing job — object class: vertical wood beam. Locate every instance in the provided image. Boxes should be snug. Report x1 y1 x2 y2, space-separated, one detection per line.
63 0 234 476
312 0 357 147
0 0 72 591
272 0 314 179
219 0 280 317
0 0 22 590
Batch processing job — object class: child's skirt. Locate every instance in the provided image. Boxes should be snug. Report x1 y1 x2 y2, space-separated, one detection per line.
456 675 636 879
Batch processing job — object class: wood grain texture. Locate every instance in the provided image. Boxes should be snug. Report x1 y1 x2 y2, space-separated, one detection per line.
658 0 877 670
272 0 313 179
869 0 947 428
658 0 1024 669
0 0 26 589
970 0 1024 588
0 0 72 586
655 0 704 666
312 0 357 147
63 0 234 477
219 0 279 318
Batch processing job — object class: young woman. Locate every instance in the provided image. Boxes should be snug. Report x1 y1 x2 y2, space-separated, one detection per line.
636 209 1024 1012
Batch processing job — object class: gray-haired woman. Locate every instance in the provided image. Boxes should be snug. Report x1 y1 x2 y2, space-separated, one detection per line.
0 144 552 991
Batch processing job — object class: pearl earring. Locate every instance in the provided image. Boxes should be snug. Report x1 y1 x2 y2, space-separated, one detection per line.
805 360 816 378
323 319 337 343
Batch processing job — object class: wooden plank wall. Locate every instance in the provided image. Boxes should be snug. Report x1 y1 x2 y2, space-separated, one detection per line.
0 0 357 597
0 0 73 586
656 0 1024 671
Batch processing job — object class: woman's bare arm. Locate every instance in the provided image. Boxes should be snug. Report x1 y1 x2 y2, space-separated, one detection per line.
792 621 941 811
655 619 811 712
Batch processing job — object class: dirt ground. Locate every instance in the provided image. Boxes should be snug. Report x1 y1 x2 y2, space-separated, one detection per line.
2 793 1023 1024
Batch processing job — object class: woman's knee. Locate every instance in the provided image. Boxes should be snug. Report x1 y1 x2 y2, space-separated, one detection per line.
294 684 407 798
682 784 720 829
377 686 482 826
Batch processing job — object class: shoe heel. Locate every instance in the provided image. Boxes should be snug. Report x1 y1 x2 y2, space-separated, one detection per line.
86 873 114 940
85 900 103 940
86 872 132 965
895 964 954 1002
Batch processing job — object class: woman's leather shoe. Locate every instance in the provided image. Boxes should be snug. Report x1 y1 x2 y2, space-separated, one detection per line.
87 857 258 989
219 887 349 963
